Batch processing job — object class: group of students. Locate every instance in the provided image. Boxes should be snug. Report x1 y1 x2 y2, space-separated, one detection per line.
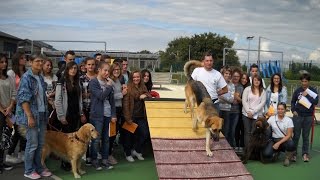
0 51 157 179
192 52 318 167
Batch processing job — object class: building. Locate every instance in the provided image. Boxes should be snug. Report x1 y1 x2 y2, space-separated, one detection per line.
0 31 22 57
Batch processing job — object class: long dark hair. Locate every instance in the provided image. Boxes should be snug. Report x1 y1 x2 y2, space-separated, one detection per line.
251 75 263 96
270 73 282 93
141 69 153 92
241 73 250 88
12 52 26 77
64 61 80 95
0 53 8 78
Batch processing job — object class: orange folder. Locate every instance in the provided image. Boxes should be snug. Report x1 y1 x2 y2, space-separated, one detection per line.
109 121 117 137
122 121 138 133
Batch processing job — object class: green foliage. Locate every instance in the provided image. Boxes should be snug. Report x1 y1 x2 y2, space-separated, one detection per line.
160 32 240 72
284 62 320 81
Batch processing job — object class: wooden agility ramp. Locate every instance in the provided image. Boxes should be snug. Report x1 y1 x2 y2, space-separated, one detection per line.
145 99 253 180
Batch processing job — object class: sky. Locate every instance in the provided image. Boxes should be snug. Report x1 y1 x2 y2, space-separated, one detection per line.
1 0 320 64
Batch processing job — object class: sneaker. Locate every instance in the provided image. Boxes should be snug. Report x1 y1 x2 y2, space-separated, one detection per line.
40 169 52 177
92 160 102 171
303 154 310 162
3 164 13 171
24 172 41 179
85 158 92 166
290 155 297 162
5 154 20 164
101 161 114 170
108 155 118 165
18 151 25 162
131 150 144 160
126 155 135 162
283 158 290 167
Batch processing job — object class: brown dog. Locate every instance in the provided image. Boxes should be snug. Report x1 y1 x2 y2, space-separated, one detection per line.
184 60 224 157
41 123 99 178
242 117 270 164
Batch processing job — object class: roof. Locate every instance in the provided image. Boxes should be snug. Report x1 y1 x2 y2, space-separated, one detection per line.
0 31 22 41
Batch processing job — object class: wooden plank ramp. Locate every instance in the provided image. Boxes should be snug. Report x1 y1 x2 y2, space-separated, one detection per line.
145 100 253 180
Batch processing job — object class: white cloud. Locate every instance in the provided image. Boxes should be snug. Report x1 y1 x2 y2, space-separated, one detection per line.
308 49 320 61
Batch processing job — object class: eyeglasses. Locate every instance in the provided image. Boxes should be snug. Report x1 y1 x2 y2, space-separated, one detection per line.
113 69 120 71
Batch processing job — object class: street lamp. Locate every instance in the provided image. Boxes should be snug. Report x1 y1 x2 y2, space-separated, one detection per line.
246 36 254 65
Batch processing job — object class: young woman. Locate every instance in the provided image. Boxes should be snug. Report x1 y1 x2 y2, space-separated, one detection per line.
0 54 15 173
6 52 27 164
55 61 86 171
79 57 97 166
42 59 58 130
263 103 295 166
141 69 159 98
235 73 250 152
242 75 266 148
122 71 151 162
218 66 235 147
89 61 116 170
109 62 127 165
229 68 243 149
264 73 287 118
15 53 52 179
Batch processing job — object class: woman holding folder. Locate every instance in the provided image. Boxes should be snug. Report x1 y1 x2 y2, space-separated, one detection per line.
122 70 151 162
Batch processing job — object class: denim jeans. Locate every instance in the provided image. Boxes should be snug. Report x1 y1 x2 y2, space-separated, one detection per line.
91 117 110 161
242 115 257 148
24 112 47 175
262 138 295 159
223 112 239 147
292 115 313 156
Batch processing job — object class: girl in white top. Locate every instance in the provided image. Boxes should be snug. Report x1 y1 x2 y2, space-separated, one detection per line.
242 75 266 147
42 59 58 109
263 103 295 166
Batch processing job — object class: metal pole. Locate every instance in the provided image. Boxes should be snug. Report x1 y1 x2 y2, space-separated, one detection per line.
104 42 107 53
31 40 34 54
223 48 226 66
258 36 261 66
246 36 254 66
188 45 191 61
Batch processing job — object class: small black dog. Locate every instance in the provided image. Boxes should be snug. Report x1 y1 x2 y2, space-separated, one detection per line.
242 117 270 164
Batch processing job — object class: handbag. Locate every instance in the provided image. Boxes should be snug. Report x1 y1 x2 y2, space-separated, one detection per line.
0 125 13 150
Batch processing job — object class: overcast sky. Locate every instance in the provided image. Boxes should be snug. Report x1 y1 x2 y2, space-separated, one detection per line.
1 0 319 64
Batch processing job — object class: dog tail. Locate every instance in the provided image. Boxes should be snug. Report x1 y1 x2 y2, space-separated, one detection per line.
184 60 202 81
18 125 27 138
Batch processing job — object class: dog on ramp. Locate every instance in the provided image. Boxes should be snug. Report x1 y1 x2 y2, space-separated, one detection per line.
184 60 224 157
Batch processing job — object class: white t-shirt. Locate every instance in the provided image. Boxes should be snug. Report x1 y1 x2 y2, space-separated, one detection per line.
268 115 294 139
191 67 227 100
270 92 279 114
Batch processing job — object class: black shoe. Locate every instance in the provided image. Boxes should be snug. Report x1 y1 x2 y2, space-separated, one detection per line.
3 164 13 171
85 159 92 166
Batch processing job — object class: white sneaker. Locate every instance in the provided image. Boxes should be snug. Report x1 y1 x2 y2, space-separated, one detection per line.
131 150 144 160
6 154 20 164
18 152 25 162
125 155 135 162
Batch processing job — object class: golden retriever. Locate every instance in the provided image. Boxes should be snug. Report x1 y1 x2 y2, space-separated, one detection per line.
184 60 224 157
42 123 98 178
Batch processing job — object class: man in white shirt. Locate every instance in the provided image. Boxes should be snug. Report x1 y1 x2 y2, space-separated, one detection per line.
191 52 228 112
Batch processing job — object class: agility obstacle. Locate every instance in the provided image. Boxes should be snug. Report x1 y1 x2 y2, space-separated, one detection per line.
145 99 253 180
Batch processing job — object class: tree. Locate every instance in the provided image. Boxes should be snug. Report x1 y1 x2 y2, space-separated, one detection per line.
160 32 240 72
138 50 152 54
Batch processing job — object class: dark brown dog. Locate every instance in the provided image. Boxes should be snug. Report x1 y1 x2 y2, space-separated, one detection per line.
242 117 270 164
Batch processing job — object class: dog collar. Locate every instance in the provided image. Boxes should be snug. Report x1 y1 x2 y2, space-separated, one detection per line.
74 133 86 144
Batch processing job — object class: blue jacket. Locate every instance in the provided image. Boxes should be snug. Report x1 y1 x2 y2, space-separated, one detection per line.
291 86 318 117
15 69 49 126
89 78 116 122
264 85 288 112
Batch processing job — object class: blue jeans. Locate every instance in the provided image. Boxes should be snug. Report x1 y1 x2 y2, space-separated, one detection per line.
224 112 239 147
292 115 313 156
24 112 47 175
262 138 295 159
91 117 110 161
242 115 257 148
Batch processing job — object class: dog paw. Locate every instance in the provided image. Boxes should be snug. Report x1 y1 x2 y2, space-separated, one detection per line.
206 150 213 157
74 174 81 178
79 170 86 175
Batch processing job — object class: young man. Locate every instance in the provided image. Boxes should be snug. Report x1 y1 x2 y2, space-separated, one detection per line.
56 50 76 80
121 59 130 84
191 51 228 112
94 53 102 62
249 64 266 88
291 73 318 162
